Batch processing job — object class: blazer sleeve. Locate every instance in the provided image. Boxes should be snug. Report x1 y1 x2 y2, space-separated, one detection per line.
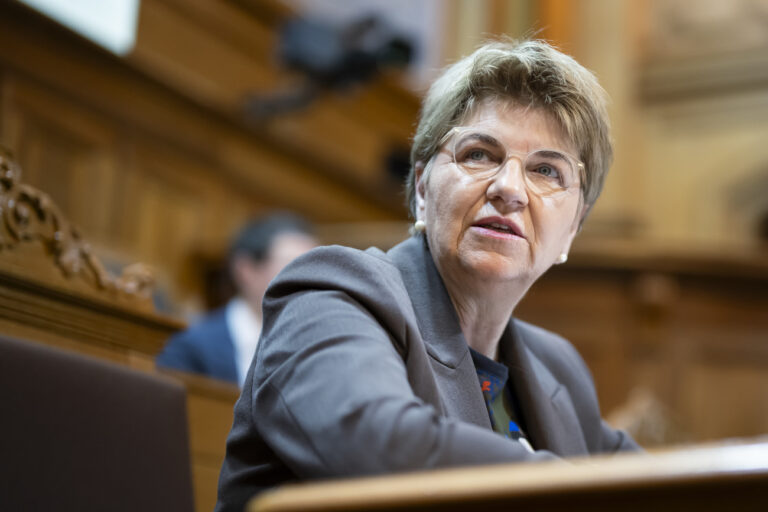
250 246 558 480
600 419 640 452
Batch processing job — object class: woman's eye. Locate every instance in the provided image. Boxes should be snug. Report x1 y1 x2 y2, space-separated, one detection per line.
467 149 488 161
532 164 560 178
459 147 499 165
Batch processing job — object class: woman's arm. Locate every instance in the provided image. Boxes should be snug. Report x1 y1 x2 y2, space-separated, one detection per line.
250 247 558 479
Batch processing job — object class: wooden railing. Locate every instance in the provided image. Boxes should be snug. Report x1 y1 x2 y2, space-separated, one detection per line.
250 440 768 512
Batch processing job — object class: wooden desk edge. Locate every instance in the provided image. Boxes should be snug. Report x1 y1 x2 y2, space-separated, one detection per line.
249 440 768 512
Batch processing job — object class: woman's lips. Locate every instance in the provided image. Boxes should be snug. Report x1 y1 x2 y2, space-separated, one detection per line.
471 225 525 240
471 217 525 240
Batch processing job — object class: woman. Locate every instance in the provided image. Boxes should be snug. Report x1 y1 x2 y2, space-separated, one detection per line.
216 39 639 511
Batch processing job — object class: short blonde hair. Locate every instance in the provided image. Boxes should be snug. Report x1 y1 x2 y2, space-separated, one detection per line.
406 39 612 225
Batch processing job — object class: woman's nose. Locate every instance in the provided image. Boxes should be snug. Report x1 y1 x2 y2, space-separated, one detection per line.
486 158 529 209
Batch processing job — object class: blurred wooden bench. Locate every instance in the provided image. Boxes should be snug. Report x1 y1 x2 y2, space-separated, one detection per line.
0 334 194 512
0 149 237 512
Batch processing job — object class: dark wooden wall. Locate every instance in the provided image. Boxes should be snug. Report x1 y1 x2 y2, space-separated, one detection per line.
516 242 768 446
0 0 418 313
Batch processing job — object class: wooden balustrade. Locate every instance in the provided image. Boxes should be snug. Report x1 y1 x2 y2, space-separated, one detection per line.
250 440 768 512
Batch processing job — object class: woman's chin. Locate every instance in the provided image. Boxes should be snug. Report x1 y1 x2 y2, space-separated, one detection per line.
459 252 533 284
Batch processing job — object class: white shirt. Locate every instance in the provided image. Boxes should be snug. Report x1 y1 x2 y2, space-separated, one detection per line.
225 298 262 387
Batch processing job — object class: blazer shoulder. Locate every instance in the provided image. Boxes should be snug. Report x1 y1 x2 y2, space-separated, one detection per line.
269 244 407 299
296 244 398 270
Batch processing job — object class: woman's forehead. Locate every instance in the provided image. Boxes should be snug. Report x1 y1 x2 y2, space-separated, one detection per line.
458 98 576 153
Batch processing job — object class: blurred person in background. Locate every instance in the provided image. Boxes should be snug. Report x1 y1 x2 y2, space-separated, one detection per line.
156 213 317 387
216 39 639 511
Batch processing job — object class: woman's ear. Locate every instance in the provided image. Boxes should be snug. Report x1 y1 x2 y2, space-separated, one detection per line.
414 161 427 220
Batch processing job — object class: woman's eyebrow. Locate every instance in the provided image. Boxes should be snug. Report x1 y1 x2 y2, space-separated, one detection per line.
535 149 570 161
461 132 502 146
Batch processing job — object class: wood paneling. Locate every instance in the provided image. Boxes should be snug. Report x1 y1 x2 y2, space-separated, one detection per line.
0 148 237 512
536 0 578 50
0 0 419 313
515 242 768 446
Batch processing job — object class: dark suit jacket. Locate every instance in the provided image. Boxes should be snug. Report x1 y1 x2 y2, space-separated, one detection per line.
215 235 638 512
156 307 239 384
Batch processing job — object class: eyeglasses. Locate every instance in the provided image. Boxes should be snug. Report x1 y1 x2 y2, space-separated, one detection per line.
439 127 584 197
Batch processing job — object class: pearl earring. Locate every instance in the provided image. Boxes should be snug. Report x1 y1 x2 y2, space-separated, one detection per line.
556 253 568 264
414 220 426 233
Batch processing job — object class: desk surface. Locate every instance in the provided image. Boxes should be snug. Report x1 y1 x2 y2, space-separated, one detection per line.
250 440 768 512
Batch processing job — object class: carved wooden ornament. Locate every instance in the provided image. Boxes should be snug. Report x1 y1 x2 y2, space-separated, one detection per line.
0 147 155 305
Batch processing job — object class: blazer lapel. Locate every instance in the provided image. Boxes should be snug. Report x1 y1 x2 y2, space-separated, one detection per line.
501 321 588 457
385 235 589 452
387 236 490 429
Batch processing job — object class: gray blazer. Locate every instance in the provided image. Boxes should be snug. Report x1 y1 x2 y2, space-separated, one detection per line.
216 235 638 512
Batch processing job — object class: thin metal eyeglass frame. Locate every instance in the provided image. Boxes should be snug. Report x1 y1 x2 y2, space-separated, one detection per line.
437 127 585 197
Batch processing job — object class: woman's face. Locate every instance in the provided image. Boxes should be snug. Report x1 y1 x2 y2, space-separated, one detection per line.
416 99 584 291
